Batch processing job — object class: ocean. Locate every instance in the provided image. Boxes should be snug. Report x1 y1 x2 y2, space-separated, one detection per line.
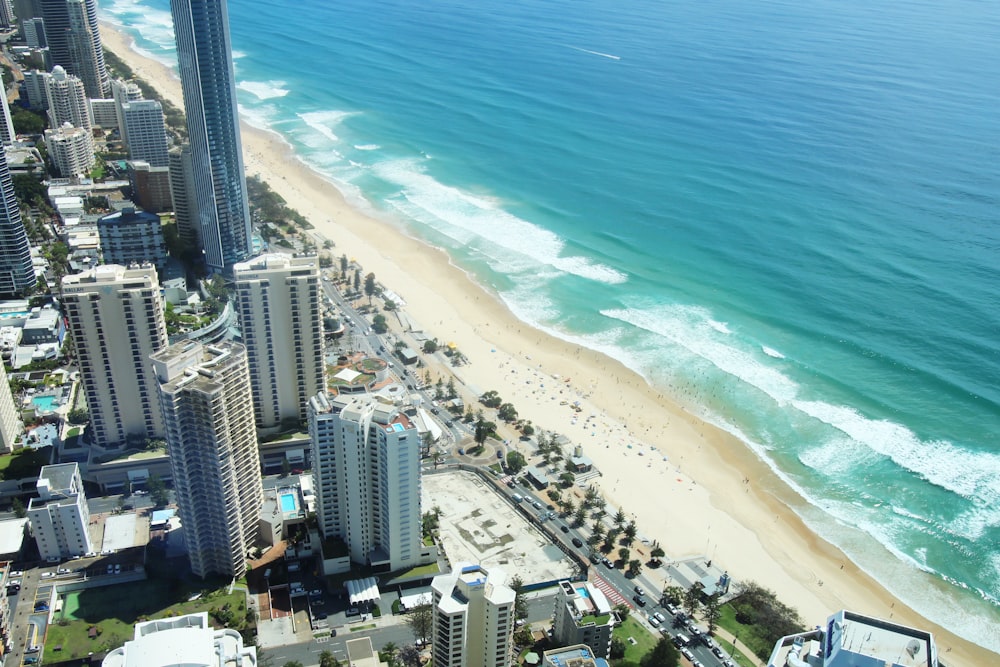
99 0 1000 649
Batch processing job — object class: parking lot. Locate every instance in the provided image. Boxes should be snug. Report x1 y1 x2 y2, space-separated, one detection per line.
422 469 575 583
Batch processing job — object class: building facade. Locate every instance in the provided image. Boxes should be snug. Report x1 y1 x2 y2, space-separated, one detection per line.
61 265 167 448
26 463 93 560
167 143 199 252
44 66 91 129
551 581 615 658
121 100 169 166
0 153 35 298
431 563 516 667
309 392 431 572
127 161 173 213
0 71 15 144
98 207 167 268
23 17 47 48
233 254 324 430
33 0 108 98
0 363 22 453
152 341 262 579
111 77 143 137
89 97 118 129
101 612 257 667
21 70 48 111
170 0 252 272
44 123 94 177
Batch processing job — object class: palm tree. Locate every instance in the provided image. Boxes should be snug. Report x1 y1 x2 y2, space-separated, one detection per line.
623 520 638 546
319 651 339 667
381 641 398 667
649 540 665 567
613 508 627 530
618 546 630 565
627 559 643 578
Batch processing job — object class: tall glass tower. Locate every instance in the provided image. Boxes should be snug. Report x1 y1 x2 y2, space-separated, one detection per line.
0 155 35 298
170 0 252 272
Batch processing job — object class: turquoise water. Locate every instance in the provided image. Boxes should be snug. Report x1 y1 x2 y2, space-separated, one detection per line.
280 493 297 513
576 586 591 600
31 395 58 413
100 0 1000 648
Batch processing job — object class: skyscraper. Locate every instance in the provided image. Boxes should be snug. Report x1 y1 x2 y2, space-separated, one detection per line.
170 0 252 272
152 341 262 578
45 65 91 129
61 265 167 448
233 254 324 431
32 0 108 98
309 392 433 571
0 363 23 454
121 100 169 166
168 144 201 253
0 70 16 144
0 151 35 298
431 563 516 667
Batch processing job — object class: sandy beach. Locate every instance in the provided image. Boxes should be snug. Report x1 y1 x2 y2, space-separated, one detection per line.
100 23 994 665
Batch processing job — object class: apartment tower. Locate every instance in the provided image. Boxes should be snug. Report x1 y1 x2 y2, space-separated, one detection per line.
233 254 324 431
152 341 262 578
0 151 35 298
170 0 252 272
0 363 23 453
308 392 431 572
45 65 91 129
431 563 516 667
0 70 15 144
32 0 109 98
61 264 167 448
121 100 169 166
168 144 200 253
27 463 94 560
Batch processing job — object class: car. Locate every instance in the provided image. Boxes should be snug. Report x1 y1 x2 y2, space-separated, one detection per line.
8 578 19 587
692 661 704 667
10 570 22 577
712 646 726 659
34 602 48 612
665 602 679 615
25 646 40 654
314 611 327 619
602 557 613 568
40 572 54 579
649 615 660 627
723 661 736 667
457 448 464 455
654 612 666 623
446 420 454 427
632 594 646 607
46 556 60 563
532 500 543 510
560 525 569 533
107 564 114 574
57 567 71 574
114 564 122 574
588 552 601 564
345 607 361 617
310 589 323 597
634 585 645 597
571 537 584 548
431 407 439 415
681 648 694 661
24 657 38 665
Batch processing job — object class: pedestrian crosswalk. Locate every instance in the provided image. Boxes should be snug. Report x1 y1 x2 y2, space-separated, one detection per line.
590 575 629 608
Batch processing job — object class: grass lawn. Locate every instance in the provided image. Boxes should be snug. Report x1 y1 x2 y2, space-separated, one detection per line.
44 579 246 661
613 616 658 663
716 635 758 667
717 604 772 662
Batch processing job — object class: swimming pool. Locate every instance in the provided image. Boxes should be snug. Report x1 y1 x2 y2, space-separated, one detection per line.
576 586 590 599
32 395 58 413
280 493 297 513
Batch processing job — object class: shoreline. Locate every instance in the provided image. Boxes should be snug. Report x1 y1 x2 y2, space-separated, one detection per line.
98 22 996 664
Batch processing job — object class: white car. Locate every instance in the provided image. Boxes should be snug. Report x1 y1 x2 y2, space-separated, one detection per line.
648 616 660 627
10 570 22 577
40 572 55 579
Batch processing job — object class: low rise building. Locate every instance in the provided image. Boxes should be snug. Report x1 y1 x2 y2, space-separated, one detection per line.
543 645 610 667
98 207 166 268
27 463 94 561
551 581 615 659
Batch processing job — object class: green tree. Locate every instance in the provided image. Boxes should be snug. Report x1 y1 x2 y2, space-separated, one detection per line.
497 402 518 422
640 637 681 667
704 592 722 634
505 450 526 473
446 378 457 399
12 108 46 135
67 408 89 425
609 636 627 660
340 254 349 273
11 498 27 518
509 574 528 620
380 642 398 667
572 504 586 526
353 269 361 291
398 645 421 667
623 520 638 546
584 485 601 509
319 650 339 667
404 603 433 644
520 422 535 436
147 475 170 508
618 546 630 565
364 272 377 303
649 540 665 566
613 508 627 530
627 559 643 577
422 339 438 353
474 419 495 446
282 662 304 667
372 314 388 334
559 471 576 489
683 582 704 618
661 584 684 606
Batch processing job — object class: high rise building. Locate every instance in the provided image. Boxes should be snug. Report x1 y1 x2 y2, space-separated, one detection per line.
0 151 35 298
98 207 167 268
170 0 252 272
111 77 143 137
0 70 16 144
168 144 200 252
21 69 49 111
431 563 516 667
152 341 262 579
45 65 91 129
23 17 47 48
44 122 94 177
101 612 258 667
27 463 94 560
0 363 23 453
61 265 167 448
127 161 173 213
121 99 168 166
308 392 433 572
33 0 108 98
233 254 324 430
0 0 14 30
551 581 615 658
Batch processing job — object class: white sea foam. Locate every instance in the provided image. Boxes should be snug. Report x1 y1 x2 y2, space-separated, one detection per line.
761 345 785 359
602 304 799 403
791 400 1000 537
297 110 358 145
237 80 290 100
372 159 628 285
354 144 381 151
708 319 732 334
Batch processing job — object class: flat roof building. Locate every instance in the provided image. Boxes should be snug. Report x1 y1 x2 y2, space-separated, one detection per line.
552 581 615 659
27 463 93 560
431 563 516 667
102 611 257 667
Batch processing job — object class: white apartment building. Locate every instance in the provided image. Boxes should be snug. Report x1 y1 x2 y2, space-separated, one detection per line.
112 78 143 138
0 363 22 453
0 70 15 145
431 563 516 667
234 254 324 431
44 66 91 130
152 341 262 579
102 612 257 667
62 264 167 449
309 392 433 572
551 580 615 658
121 100 169 167
44 123 95 178
27 463 93 560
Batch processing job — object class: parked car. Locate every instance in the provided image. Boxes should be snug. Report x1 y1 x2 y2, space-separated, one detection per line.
654 612 666 623
712 646 726 659
633 594 646 607
114 564 122 574
634 585 645 596
571 537 584 548
649 615 660 627
40 572 54 579
560 525 569 533
57 567 71 575
310 589 323 597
